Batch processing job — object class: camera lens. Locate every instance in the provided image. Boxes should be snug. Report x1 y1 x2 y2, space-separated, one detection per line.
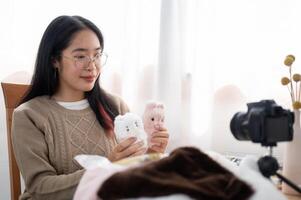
230 112 251 141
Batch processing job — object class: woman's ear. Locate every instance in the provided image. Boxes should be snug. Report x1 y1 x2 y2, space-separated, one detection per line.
52 57 60 69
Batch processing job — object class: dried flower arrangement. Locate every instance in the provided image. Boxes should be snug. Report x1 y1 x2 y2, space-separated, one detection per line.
281 55 301 109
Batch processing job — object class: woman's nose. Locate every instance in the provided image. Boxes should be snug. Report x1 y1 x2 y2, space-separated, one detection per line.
86 60 97 71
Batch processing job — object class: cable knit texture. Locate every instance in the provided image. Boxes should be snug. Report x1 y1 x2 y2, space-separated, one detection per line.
11 93 129 200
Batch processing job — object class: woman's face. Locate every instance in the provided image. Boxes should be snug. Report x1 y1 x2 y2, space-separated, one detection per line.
54 29 102 101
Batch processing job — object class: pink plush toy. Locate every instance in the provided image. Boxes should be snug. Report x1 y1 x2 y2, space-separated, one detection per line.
142 102 165 146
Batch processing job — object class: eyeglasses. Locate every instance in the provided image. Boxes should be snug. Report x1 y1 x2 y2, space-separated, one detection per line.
62 52 108 70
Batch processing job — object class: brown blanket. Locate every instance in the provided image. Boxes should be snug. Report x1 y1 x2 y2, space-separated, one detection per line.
98 147 253 200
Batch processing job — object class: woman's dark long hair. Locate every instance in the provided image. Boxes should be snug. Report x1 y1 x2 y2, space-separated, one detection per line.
20 15 119 130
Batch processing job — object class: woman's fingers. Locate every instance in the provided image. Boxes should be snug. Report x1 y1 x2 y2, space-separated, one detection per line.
147 128 170 153
129 146 147 157
119 140 145 158
109 137 147 162
151 131 169 148
149 145 162 152
115 137 137 152
158 127 167 131
151 137 168 145
151 131 169 139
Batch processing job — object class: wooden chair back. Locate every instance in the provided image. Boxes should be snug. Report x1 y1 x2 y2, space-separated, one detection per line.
1 72 31 200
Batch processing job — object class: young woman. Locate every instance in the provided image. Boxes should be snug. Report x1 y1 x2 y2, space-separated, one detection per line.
12 15 169 200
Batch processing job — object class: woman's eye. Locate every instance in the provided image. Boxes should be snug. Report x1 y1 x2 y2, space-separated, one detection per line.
95 53 101 59
151 118 154 121
74 55 86 59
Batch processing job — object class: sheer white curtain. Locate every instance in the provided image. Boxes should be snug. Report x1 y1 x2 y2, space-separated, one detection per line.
101 0 214 151
104 0 301 156
152 0 301 157
156 0 214 150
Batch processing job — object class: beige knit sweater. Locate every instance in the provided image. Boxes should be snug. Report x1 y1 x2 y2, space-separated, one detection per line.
11 93 129 200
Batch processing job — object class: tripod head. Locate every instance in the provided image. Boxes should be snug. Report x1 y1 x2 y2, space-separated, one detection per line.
258 155 279 178
257 147 301 194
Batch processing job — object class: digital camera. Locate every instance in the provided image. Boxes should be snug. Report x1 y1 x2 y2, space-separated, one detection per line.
230 100 294 146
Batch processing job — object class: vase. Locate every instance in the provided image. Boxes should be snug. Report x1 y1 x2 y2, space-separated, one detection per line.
282 109 301 195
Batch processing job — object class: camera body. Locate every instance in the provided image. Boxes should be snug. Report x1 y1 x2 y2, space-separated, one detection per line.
230 100 294 146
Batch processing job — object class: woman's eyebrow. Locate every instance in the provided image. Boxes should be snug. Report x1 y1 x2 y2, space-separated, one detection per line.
71 47 102 53
71 48 87 53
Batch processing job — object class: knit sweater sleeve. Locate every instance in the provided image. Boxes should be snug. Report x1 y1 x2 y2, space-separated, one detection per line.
12 107 85 200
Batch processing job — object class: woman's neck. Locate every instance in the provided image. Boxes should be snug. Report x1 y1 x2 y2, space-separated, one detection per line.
52 89 85 102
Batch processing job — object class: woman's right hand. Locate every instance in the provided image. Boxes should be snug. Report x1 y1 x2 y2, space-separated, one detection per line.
108 137 146 162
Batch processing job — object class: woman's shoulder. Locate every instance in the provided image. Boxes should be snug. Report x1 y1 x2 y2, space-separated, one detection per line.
105 91 123 103
14 95 53 114
103 90 129 114
12 96 53 128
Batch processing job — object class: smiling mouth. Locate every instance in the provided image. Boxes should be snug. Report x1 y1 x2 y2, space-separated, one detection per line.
80 76 95 82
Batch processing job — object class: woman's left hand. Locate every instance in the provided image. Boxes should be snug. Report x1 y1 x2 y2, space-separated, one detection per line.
147 127 169 153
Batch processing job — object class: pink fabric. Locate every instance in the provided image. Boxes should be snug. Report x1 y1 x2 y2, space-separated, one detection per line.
73 166 124 200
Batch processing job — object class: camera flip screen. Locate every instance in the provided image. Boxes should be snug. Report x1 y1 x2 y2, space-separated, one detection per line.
265 117 293 143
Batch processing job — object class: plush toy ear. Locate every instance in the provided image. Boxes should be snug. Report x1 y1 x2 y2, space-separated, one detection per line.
114 115 125 128
115 115 122 120
145 102 157 111
125 113 136 119
156 103 164 109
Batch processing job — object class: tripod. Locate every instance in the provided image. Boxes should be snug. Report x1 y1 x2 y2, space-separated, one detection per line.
257 147 301 194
